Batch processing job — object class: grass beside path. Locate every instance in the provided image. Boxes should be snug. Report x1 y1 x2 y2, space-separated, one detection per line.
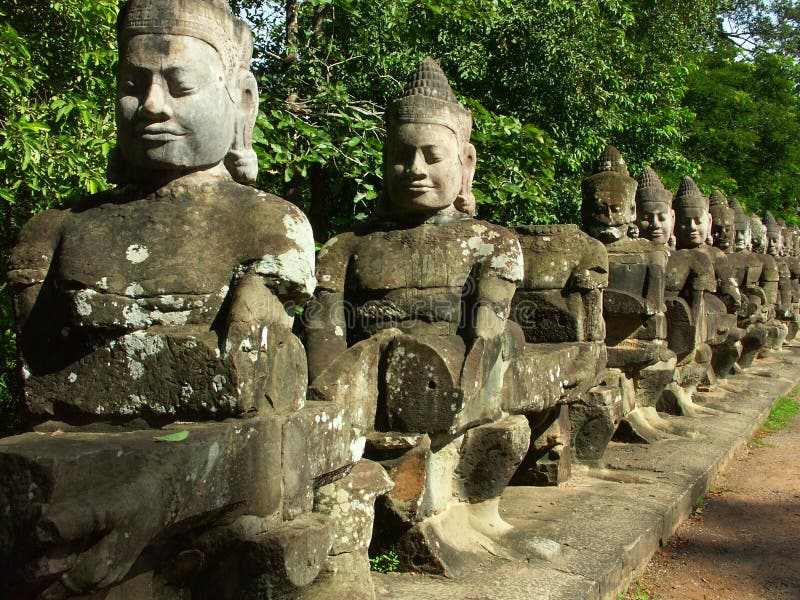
761 389 800 432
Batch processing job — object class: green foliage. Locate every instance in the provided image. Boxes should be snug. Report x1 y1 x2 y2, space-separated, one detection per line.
0 284 20 436
0 0 117 251
369 549 400 573
722 0 800 59
680 42 800 223
762 393 800 432
233 0 723 235
0 0 118 435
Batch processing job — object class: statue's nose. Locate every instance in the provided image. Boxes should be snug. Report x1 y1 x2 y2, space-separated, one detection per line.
140 81 171 120
407 151 427 179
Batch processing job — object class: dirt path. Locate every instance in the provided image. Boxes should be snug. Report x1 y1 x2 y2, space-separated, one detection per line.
624 404 800 600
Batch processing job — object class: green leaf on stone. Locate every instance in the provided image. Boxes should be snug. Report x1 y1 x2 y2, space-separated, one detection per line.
154 430 190 443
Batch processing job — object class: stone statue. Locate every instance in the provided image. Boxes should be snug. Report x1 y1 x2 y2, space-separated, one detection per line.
709 190 735 252
700 188 744 378
509 223 613 478
747 212 788 353
724 198 775 368
582 147 676 441
9 0 315 423
1 2 389 598
765 212 799 339
635 166 675 248
732 198 752 253
751 214 768 253
306 58 533 576
635 171 722 412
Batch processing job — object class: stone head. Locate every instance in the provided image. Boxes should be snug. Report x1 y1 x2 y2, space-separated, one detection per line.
381 57 476 221
581 145 638 243
793 227 800 257
730 198 751 252
111 0 259 185
776 218 793 257
709 189 734 253
764 212 784 257
673 176 711 250
635 166 674 247
784 227 797 257
750 214 767 253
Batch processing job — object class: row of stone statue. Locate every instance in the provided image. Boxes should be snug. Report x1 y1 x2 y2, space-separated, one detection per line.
1 1 797 598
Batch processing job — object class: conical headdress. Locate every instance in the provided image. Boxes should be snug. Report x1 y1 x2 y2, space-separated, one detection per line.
764 211 781 235
750 214 766 239
593 145 629 176
387 57 472 145
709 189 728 209
709 189 731 222
118 0 253 78
730 198 749 228
636 166 672 208
673 176 709 211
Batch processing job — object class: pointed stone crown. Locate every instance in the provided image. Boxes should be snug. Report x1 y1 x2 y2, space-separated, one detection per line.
581 145 637 232
635 166 672 208
673 176 708 211
387 57 472 145
593 145 629 176
709 189 728 208
764 211 781 234
709 189 731 222
118 0 253 77
730 198 749 228
750 214 767 239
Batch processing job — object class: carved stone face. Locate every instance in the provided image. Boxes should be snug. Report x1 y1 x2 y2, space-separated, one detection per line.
674 207 712 249
751 224 767 253
636 201 674 246
711 210 734 252
767 230 784 257
734 223 752 252
117 34 236 172
582 178 637 244
384 122 469 215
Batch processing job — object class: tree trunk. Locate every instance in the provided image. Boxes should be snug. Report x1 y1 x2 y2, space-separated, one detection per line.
309 164 326 241
284 0 298 70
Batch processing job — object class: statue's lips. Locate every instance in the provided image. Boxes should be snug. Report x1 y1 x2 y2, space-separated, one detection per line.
138 127 187 142
406 184 437 194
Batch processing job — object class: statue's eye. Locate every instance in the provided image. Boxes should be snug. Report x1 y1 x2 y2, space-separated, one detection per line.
164 67 207 97
118 66 147 94
422 146 445 163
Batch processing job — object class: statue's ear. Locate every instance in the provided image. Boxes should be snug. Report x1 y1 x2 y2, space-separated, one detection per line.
706 213 714 245
225 69 259 184
669 209 676 237
455 142 477 216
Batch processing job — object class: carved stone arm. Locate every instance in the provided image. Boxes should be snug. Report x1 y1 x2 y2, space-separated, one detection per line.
7 208 65 330
222 271 307 413
304 290 349 383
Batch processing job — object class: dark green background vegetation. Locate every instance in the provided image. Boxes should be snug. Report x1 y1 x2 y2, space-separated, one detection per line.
1 0 799 434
